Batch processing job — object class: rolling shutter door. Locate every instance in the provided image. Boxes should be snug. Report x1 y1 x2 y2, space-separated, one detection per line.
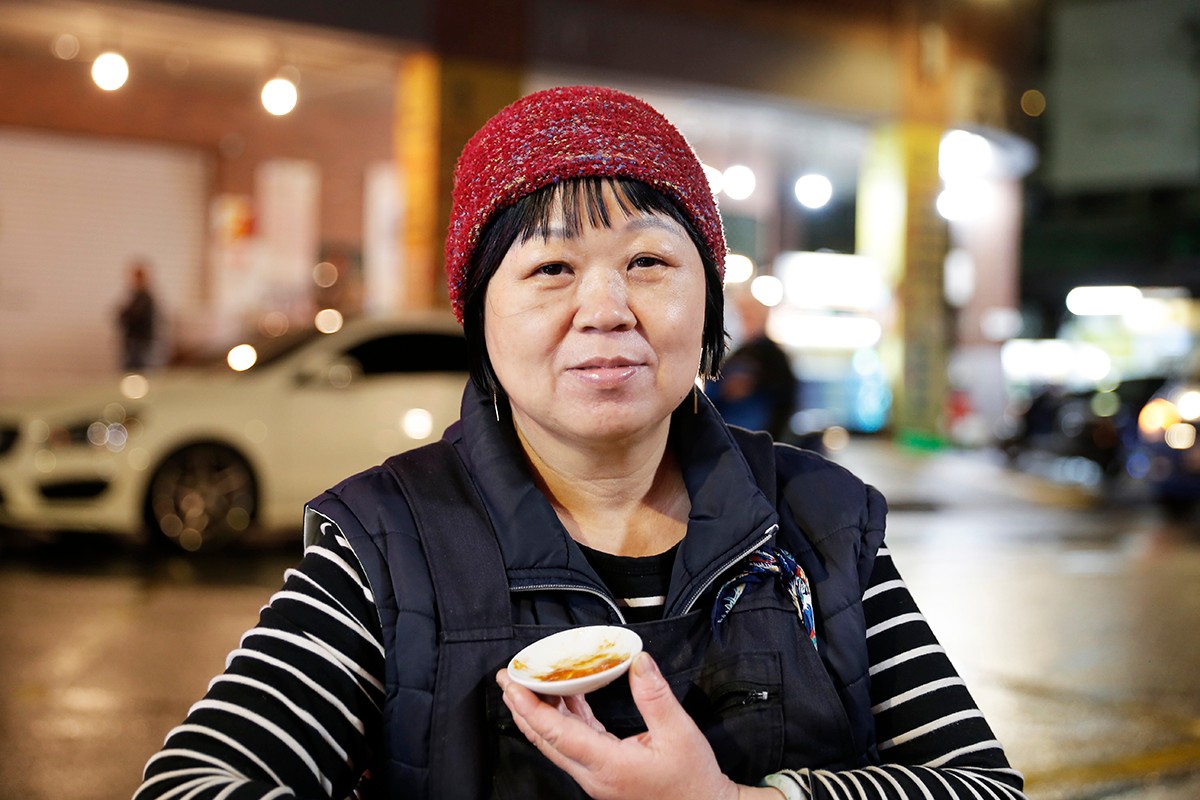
0 128 208 399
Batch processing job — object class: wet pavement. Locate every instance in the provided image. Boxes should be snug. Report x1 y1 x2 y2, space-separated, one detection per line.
3 437 1200 799
835 440 1200 800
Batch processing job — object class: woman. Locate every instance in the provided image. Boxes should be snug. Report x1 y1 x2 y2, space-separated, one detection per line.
135 86 1025 800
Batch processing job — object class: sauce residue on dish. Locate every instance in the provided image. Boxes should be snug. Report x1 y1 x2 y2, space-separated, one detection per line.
513 639 630 682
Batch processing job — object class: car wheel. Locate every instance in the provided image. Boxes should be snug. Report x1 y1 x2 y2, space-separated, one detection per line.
145 443 257 552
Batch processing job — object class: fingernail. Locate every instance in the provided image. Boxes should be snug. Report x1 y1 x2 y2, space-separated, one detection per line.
633 652 662 684
504 682 531 712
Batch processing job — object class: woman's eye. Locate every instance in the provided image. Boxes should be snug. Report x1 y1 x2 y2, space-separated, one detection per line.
535 262 568 277
631 255 664 269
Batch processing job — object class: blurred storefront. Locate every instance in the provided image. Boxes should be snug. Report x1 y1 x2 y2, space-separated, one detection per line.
0 0 1043 443
1003 0 1200 455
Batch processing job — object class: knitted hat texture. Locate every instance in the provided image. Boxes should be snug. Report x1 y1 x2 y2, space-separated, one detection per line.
444 85 726 322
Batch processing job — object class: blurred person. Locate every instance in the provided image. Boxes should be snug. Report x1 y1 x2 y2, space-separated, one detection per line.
709 285 798 440
116 258 158 371
134 87 1025 800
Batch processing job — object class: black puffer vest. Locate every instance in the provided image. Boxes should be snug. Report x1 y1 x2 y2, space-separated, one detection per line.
308 386 886 798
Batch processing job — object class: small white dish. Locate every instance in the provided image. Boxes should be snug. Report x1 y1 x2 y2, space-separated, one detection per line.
507 625 643 697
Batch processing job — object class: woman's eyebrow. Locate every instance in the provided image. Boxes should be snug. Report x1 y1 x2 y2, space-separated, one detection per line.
624 215 682 235
526 224 570 242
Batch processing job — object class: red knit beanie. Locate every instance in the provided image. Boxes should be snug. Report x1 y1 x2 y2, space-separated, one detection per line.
444 85 726 323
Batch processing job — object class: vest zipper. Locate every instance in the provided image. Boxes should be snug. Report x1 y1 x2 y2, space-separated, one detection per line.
510 583 627 624
679 524 777 615
713 682 774 710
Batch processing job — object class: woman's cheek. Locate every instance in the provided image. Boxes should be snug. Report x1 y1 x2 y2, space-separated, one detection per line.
659 284 706 337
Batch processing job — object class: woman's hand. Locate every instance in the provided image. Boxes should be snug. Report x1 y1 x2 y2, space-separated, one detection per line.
496 652 783 800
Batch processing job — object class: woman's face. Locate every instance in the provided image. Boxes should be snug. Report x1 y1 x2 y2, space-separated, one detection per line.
484 183 707 448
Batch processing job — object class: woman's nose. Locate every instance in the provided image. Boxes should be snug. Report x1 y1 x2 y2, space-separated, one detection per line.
574 269 636 330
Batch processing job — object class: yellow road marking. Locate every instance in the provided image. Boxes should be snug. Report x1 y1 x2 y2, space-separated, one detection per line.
1025 740 1200 792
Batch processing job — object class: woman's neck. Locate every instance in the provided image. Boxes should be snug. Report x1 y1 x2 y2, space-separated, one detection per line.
513 418 689 557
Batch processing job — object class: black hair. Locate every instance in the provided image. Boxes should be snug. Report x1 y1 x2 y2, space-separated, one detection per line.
460 176 726 398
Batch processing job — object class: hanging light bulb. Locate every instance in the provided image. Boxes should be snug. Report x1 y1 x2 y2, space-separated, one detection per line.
92 51 129 91
261 71 298 116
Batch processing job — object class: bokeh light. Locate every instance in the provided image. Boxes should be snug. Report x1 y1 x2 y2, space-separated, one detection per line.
120 373 149 400
260 310 290 337
936 180 997 221
226 344 258 371
51 33 79 60
1177 391 1200 421
315 308 344 334
1138 398 1179 436
939 129 994 180
749 274 784 307
402 408 434 440
1065 285 1143 316
313 261 338 287
723 253 755 284
261 77 298 115
822 426 850 452
1165 422 1197 450
92 52 129 91
794 174 833 209
1020 89 1047 117
722 165 756 200
1090 391 1120 419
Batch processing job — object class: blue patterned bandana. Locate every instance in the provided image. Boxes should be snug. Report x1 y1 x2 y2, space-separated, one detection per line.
712 546 817 650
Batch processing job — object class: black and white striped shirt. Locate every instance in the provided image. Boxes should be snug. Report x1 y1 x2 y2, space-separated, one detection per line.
134 525 1026 799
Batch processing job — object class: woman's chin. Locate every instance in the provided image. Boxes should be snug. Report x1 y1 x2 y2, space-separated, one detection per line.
557 404 673 445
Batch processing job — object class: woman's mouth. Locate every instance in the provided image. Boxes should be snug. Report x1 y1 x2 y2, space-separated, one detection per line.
568 358 644 387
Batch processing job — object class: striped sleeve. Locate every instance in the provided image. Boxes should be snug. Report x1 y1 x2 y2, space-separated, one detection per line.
762 546 1027 799
133 520 385 800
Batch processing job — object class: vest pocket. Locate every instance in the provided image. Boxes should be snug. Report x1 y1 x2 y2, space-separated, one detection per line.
683 651 784 783
485 680 590 799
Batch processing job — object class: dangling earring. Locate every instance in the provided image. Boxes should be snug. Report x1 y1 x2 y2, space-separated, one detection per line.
493 391 500 422
693 384 699 414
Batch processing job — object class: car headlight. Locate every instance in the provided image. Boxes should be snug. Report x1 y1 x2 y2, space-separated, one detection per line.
46 408 142 452
1138 397 1179 441
1176 390 1200 421
1164 422 1197 451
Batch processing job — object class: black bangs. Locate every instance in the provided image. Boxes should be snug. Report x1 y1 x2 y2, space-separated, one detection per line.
513 178 697 248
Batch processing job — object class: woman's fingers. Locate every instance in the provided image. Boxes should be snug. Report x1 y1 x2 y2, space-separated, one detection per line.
494 668 606 732
496 655 740 800
563 692 606 732
625 652 686 740
501 679 615 772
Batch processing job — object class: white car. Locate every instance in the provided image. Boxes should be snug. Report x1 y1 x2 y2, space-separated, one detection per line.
0 312 469 552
